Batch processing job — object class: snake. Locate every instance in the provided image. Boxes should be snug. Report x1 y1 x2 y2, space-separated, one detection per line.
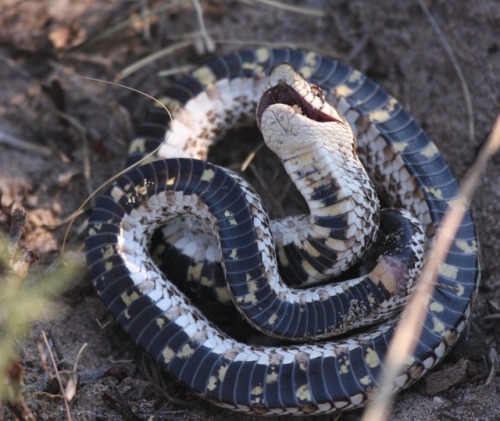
85 48 480 415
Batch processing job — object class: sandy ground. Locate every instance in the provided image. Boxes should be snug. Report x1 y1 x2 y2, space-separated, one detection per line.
1 1 499 420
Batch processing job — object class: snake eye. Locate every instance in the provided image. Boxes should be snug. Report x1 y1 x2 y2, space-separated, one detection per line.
310 84 324 100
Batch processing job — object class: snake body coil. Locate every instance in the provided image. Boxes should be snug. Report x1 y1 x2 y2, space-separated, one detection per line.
85 48 480 415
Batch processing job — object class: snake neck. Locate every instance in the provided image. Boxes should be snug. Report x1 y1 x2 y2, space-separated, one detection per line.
255 63 382 286
271 137 380 285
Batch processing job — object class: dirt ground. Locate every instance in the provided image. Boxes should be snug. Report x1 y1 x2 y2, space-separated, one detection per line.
1 1 499 420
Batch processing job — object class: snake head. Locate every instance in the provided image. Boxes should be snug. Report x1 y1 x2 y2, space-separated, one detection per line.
256 64 342 130
256 63 352 157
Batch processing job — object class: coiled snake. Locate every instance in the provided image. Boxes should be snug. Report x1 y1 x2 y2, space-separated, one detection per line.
85 48 480 415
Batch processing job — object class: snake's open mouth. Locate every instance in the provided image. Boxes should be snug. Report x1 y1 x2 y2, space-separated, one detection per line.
256 81 339 129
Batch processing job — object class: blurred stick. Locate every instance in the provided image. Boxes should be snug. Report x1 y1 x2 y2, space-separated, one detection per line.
363 115 500 421
0 129 52 157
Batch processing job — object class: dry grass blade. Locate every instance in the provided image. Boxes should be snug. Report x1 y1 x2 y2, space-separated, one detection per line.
240 142 264 172
82 0 191 48
49 109 92 198
115 39 194 81
362 113 500 421
485 346 498 386
41 332 72 421
158 64 195 78
238 0 326 17
192 0 215 53
416 0 475 144
61 77 173 258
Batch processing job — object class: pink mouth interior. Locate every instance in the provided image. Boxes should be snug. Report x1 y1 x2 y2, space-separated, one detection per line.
256 81 339 129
